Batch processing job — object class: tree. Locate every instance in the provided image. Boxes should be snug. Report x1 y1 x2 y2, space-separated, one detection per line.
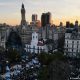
70 23 74 28
38 52 55 65
6 48 21 63
38 52 69 80
38 66 50 80
38 60 70 80
49 60 70 80
6 30 22 50
38 51 65 65
58 34 65 52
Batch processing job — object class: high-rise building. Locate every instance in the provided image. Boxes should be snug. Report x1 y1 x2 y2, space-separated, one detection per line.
32 14 37 22
66 21 70 28
41 12 51 27
60 22 63 27
21 3 26 25
30 14 41 28
19 4 32 44
74 20 78 32
75 20 78 28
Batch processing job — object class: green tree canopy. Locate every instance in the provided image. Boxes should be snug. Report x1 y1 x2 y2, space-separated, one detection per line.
6 48 21 63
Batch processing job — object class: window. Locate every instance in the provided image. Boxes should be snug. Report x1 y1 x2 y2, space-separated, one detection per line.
77 41 79 44
33 46 35 53
66 41 68 47
33 36 34 39
72 49 73 52
72 41 74 44
67 41 68 44
72 41 74 49
76 49 78 53
77 41 79 49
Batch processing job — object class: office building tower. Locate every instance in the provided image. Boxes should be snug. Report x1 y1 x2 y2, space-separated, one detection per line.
66 21 70 28
32 14 37 22
41 12 51 27
21 3 26 25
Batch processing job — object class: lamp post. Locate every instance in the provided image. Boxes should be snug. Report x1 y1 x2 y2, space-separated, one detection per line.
5 61 11 80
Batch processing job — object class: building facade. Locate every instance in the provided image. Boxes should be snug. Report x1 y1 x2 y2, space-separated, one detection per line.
25 32 48 54
0 25 11 48
64 21 80 58
64 32 80 58
18 3 32 44
32 14 37 22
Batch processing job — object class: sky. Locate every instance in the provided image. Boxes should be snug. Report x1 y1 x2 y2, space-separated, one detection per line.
0 0 80 25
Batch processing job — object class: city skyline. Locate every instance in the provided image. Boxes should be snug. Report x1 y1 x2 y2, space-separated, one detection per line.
0 0 80 25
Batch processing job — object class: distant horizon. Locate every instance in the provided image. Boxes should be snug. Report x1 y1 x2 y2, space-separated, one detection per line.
1 16 80 26
0 0 80 26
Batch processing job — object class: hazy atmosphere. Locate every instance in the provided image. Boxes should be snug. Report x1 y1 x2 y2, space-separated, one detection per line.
0 0 80 25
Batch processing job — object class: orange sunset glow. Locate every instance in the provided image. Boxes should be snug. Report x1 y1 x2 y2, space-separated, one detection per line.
0 0 80 25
